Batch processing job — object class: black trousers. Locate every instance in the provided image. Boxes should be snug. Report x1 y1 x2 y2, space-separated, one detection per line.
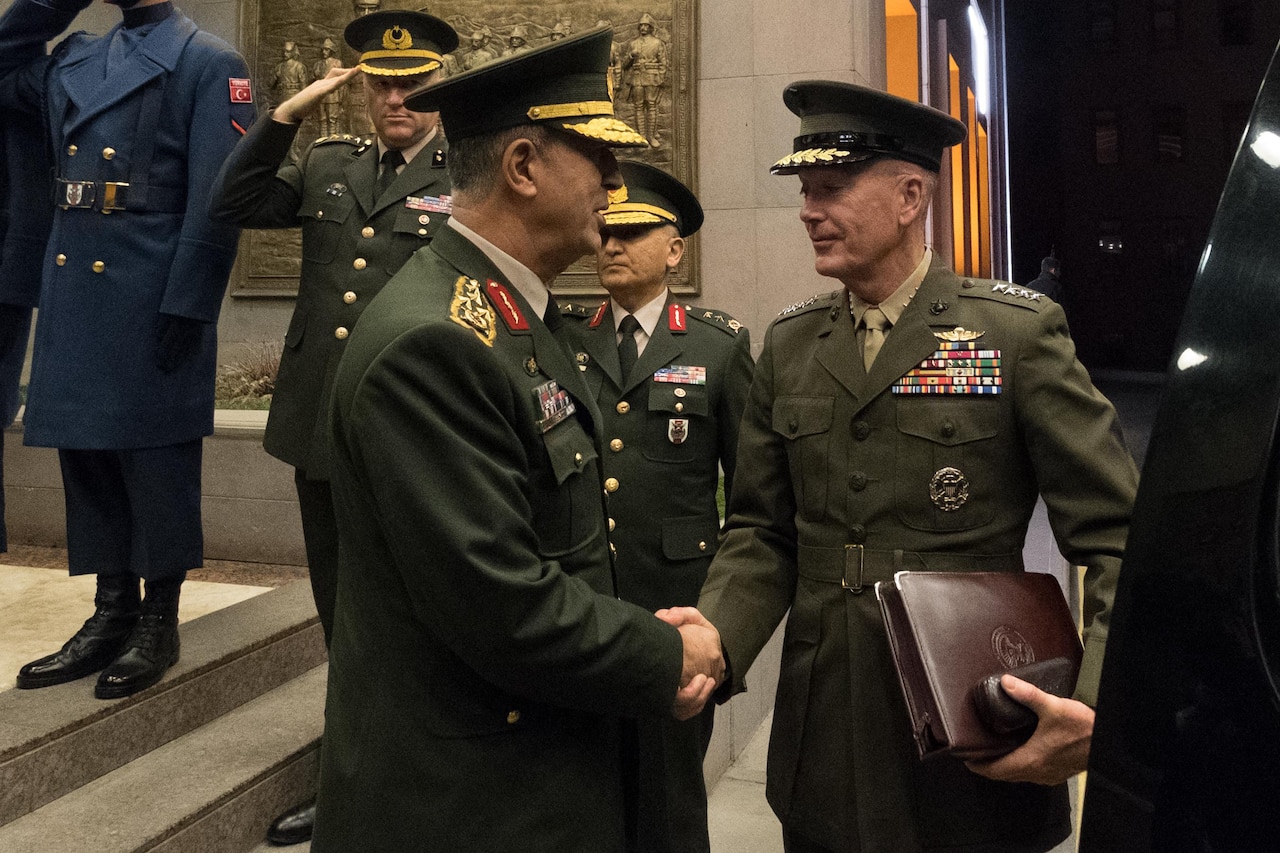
58 440 203 581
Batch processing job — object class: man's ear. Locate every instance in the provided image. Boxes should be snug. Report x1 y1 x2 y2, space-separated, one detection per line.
501 137 541 200
897 171 928 227
666 234 686 271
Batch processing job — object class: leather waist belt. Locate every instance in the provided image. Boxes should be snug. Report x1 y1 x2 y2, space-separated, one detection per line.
56 179 186 214
797 545 1024 594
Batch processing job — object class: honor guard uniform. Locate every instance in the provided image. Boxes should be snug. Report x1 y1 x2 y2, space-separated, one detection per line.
0 0 255 699
697 81 1139 853
561 161 754 853
311 29 698 852
211 10 457 645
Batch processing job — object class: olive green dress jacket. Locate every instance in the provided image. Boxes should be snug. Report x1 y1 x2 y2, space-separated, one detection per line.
699 260 1139 853
563 295 754 852
209 118 451 476
312 224 684 853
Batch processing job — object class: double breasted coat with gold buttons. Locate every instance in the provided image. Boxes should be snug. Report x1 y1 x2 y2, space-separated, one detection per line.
0 0 255 449
210 118 450 477
699 259 1139 852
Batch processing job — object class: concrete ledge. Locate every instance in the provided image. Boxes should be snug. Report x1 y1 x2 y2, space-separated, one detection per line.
0 666 326 853
4 409 305 566
0 582 324 827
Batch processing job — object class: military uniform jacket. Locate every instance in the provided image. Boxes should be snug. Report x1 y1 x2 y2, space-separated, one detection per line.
313 225 684 853
0 0 255 448
209 118 450 476
564 295 754 612
698 260 1138 853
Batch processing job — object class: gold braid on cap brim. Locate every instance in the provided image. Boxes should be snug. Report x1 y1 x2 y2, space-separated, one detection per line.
604 204 677 226
358 49 443 76
560 117 649 147
771 147 855 170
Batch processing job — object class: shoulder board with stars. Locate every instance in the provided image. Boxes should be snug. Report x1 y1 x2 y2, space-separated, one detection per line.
687 305 744 335
958 279 1046 310
314 134 374 155
557 301 599 321
431 148 447 167
778 290 841 319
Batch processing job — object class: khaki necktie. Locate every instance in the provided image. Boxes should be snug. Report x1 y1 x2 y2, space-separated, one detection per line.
862 306 889 370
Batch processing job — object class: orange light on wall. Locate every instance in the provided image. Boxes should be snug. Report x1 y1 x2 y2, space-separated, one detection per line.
949 56 966 275
885 0 920 101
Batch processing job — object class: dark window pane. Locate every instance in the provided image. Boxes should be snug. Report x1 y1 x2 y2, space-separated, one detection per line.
1091 0 1118 48
1154 104 1186 161
1096 110 1120 164
1152 0 1181 49
1220 0 1254 46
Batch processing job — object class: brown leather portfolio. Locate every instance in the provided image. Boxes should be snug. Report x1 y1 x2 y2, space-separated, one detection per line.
875 571 1083 761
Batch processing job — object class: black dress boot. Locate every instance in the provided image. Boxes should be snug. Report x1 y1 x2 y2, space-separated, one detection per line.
95 577 181 700
17 574 141 688
266 798 316 845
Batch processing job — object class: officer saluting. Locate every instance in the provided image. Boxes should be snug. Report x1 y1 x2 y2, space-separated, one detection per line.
697 81 1139 852
562 161 754 852
209 11 457 845
1 0 255 699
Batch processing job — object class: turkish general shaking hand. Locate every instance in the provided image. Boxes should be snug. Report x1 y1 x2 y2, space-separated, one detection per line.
656 606 725 721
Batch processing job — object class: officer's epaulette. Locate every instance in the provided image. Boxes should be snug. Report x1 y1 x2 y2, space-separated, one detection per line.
687 305 745 335
957 278 1046 311
314 134 374 155
777 290 842 320
557 301 598 320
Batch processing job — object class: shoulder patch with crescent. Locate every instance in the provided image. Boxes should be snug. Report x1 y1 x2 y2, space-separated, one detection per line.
449 276 496 346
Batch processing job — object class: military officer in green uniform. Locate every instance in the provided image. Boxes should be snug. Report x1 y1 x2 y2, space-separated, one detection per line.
562 161 754 853
311 29 723 852
697 81 1139 853
209 10 457 845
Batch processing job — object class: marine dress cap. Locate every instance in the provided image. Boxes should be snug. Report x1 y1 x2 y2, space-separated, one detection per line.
344 10 459 77
605 161 703 237
404 27 647 147
771 80 966 174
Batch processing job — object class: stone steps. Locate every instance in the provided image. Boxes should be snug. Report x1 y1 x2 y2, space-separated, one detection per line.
0 581 325 851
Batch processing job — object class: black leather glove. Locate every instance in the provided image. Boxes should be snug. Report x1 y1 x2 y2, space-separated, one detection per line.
0 304 30 359
154 313 206 373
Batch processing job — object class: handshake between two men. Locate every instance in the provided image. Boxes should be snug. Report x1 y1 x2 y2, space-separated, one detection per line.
659 607 726 721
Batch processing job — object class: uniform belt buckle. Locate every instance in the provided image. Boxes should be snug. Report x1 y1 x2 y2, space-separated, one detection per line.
58 179 96 209
101 181 129 213
842 544 865 593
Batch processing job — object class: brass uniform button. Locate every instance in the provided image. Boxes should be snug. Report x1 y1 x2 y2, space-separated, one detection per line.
574 452 584 467
698 541 708 552
55 254 67 266
506 710 521 724
317 210 324 219
604 477 619 493
353 258 367 270
335 327 349 340
343 291 357 304
675 402 684 413
417 228 428 236
616 401 630 414
92 261 105 273
608 518 616 532
609 439 623 452
674 387 687 398
361 226 375 238
102 147 115 160
67 144 77 156
418 214 430 225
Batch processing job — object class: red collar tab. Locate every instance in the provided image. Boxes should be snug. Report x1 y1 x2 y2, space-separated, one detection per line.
668 303 687 333
589 300 609 328
485 280 530 331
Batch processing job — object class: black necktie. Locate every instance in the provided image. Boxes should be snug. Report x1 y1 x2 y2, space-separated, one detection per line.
375 149 405 204
617 314 640 382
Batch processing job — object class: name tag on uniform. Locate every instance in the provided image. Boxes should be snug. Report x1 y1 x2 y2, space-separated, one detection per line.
653 365 706 385
534 380 575 432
